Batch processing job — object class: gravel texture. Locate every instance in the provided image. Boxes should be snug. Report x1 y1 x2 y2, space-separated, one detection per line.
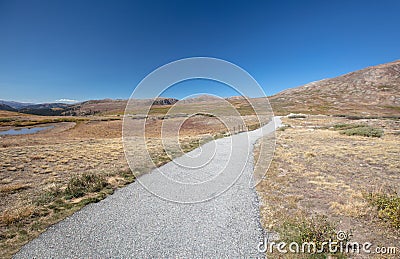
15 117 281 258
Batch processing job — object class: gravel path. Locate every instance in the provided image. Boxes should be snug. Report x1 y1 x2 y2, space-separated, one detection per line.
15 117 281 258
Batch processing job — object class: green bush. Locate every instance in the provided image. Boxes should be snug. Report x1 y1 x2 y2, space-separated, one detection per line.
65 173 109 199
333 123 365 130
366 192 400 229
340 126 383 138
35 185 63 205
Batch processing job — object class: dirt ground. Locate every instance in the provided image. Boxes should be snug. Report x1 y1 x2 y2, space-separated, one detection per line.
255 115 400 258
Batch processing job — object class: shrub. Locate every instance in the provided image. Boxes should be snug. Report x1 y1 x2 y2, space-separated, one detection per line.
278 125 291 131
366 192 400 229
195 112 216 117
278 214 350 257
346 115 379 120
35 185 63 205
333 123 365 130
65 173 109 199
340 126 383 138
288 114 307 119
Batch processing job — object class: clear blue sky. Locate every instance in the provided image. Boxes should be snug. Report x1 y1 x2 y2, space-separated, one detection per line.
0 0 399 103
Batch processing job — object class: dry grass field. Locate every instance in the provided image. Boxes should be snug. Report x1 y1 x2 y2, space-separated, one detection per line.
255 115 400 258
0 113 130 257
0 105 265 258
2 96 398 258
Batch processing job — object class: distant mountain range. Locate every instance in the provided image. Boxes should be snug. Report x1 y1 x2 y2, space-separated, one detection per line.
0 103 16 111
0 100 36 109
0 101 72 116
0 98 179 116
1 60 399 116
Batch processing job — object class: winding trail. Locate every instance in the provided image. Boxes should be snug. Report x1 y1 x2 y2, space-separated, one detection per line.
16 117 281 258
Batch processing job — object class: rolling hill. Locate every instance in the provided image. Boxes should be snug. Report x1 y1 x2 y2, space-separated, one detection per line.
269 60 400 116
64 98 179 116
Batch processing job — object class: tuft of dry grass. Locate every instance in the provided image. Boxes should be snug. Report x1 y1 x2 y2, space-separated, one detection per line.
0 206 35 225
0 183 30 194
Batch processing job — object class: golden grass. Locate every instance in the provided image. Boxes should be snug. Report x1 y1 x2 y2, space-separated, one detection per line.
255 115 400 257
0 184 30 194
0 111 30 117
0 206 35 225
0 111 262 258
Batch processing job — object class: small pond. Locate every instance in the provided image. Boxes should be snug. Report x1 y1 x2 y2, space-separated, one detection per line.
0 125 54 136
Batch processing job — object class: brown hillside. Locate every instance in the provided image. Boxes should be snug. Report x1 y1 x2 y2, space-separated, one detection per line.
269 60 400 116
64 98 178 116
